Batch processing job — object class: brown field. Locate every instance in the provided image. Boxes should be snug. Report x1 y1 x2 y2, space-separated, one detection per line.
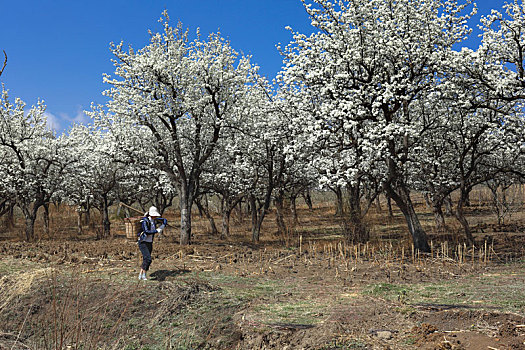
1 191 525 349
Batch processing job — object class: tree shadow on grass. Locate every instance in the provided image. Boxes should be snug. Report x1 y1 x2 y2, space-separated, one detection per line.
412 303 502 311
149 269 190 282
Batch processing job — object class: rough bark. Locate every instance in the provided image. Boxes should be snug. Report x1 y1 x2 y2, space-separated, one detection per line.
179 188 193 245
454 187 475 245
20 198 42 242
334 186 344 216
43 203 50 237
386 186 430 252
346 184 369 243
100 195 111 239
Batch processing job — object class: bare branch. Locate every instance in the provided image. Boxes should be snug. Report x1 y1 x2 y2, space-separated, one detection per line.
0 51 6 76
0 50 6 77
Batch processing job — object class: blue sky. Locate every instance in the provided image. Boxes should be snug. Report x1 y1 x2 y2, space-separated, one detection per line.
0 0 508 132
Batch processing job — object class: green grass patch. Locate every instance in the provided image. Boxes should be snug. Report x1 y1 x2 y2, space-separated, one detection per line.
365 268 525 313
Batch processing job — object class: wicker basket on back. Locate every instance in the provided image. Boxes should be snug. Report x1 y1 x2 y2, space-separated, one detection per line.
124 216 142 241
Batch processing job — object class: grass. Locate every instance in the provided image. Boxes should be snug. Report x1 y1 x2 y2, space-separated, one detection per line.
252 299 327 325
365 267 525 313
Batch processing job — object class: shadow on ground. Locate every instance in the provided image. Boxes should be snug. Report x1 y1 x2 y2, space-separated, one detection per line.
149 269 190 281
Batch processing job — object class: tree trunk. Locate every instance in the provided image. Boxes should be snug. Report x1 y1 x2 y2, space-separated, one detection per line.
21 199 42 242
179 183 193 245
303 189 313 211
250 194 260 243
43 203 50 237
76 207 83 235
346 184 369 243
386 194 394 218
387 186 430 252
334 186 344 216
4 204 15 229
222 208 232 238
290 194 299 225
195 197 219 236
85 197 93 228
274 191 288 242
431 196 446 231
236 200 244 223
454 188 474 245
250 191 272 244
24 215 36 242
101 195 111 239
444 196 453 216
375 195 382 212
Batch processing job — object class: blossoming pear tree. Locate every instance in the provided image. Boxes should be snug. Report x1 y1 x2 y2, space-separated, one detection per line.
280 0 476 252
93 13 261 245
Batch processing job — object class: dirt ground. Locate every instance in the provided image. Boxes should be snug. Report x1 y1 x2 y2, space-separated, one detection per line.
1 198 525 349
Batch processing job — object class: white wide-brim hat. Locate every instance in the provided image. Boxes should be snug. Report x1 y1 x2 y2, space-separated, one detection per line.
148 206 161 217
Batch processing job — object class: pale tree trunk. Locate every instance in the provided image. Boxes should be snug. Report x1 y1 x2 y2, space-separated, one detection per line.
179 182 194 245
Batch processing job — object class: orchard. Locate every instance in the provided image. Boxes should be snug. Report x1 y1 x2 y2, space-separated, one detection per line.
1 1 525 349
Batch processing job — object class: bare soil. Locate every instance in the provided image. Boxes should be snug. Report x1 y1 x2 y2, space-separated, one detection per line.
1 199 525 349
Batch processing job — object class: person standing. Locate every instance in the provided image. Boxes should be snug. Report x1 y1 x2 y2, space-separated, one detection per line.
138 206 167 280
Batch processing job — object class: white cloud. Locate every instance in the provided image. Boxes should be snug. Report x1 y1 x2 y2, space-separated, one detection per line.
59 106 91 126
43 106 91 134
43 111 61 132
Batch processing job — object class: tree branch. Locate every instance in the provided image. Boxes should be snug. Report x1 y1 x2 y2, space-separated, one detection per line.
0 50 6 77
